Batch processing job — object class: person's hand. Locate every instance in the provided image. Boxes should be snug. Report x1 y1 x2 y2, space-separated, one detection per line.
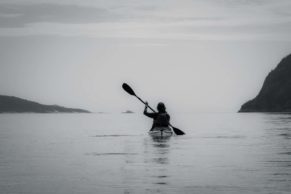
145 101 148 108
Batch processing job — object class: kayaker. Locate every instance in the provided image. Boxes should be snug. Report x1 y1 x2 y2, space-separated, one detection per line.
144 102 170 131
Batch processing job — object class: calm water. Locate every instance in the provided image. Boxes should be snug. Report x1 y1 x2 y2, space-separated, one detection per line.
0 113 290 194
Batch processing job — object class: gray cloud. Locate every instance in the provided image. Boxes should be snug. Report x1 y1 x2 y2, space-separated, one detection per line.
0 2 225 28
0 1 290 41
211 0 275 7
0 3 119 27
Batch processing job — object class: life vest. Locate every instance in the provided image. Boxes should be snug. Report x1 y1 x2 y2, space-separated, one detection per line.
155 113 169 127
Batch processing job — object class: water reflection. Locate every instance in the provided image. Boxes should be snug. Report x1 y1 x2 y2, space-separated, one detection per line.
149 135 171 165
262 114 291 192
264 113 291 126
120 135 172 194
143 135 171 191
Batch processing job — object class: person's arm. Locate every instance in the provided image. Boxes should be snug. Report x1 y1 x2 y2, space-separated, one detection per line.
143 102 156 118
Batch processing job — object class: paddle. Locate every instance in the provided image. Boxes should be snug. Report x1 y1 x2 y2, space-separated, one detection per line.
122 83 185 135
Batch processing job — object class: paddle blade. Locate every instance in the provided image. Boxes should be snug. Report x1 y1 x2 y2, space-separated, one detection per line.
122 83 136 96
172 127 185 135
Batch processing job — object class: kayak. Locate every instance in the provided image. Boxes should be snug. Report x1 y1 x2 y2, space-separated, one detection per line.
148 127 173 137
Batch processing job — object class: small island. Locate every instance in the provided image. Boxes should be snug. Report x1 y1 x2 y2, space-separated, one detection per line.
239 54 291 112
0 95 90 113
122 110 134 114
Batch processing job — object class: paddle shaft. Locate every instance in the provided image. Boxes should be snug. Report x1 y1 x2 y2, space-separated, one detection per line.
134 95 156 112
134 94 176 129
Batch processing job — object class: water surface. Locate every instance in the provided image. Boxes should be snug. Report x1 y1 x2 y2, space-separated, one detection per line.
0 113 290 194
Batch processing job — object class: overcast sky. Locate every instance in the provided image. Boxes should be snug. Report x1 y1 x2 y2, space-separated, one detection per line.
0 0 291 113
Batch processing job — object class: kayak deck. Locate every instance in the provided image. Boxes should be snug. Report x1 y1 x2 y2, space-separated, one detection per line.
148 127 173 137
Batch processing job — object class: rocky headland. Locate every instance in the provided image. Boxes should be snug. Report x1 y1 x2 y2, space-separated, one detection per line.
239 54 291 112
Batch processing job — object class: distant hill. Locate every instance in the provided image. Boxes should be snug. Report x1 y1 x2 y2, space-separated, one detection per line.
239 54 291 112
0 95 90 113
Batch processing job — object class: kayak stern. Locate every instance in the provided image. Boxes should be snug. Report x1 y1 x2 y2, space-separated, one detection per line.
148 127 173 137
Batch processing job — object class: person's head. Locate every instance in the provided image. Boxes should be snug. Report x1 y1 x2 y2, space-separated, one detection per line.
157 102 166 113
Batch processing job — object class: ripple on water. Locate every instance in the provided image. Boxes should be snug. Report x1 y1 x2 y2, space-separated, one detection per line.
278 133 291 139
154 182 167 185
203 135 246 139
85 152 138 156
278 152 291 155
93 134 138 137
